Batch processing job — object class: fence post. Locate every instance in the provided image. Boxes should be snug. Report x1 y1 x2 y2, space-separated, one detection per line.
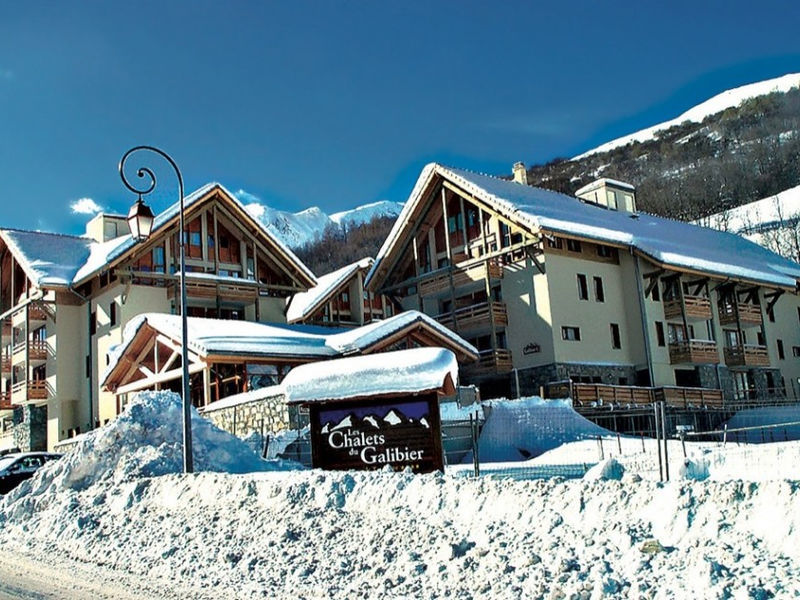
654 403 663 482
661 401 669 482
617 433 622 455
470 413 480 478
233 406 237 437
597 435 605 461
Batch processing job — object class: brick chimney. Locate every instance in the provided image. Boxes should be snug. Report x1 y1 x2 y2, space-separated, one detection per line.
512 162 528 185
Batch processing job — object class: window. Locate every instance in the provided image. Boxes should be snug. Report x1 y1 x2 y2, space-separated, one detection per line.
610 323 621 349
447 214 464 234
792 346 800 357
110 301 117 327
85 355 91 377
655 321 665 347
594 276 605 302
778 339 785 360
90 311 97 336
566 239 582 253
797 307 800 323
757 331 766 346
546 237 563 250
246 257 255 280
577 274 588 300
606 190 617 210
561 326 581 341
597 245 613 258
768 307 775 322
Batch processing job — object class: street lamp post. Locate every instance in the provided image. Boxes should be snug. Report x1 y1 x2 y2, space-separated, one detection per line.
119 145 194 474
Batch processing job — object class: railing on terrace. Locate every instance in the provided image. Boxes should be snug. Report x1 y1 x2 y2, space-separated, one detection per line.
663 295 712 320
418 259 503 297
724 344 770 367
435 301 507 333
668 340 719 364
461 349 513 378
718 302 762 326
565 382 724 409
11 380 48 401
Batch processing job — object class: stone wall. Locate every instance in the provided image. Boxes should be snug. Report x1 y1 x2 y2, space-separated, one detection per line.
13 405 48 452
203 393 291 437
515 362 638 397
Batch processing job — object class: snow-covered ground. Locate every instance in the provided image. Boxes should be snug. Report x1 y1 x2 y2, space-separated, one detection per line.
2 392 799 599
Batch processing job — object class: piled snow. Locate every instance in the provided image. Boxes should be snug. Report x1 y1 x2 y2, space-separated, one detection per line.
283 347 458 403
573 72 800 158
699 184 800 236
2 390 800 598
8 392 284 499
473 396 610 462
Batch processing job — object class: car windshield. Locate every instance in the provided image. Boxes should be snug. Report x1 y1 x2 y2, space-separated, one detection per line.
0 456 18 471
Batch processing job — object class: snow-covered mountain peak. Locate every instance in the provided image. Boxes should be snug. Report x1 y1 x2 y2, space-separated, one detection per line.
234 191 404 249
574 73 800 159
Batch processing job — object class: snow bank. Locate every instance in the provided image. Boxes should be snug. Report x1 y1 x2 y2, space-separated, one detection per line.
8 392 286 501
474 396 610 462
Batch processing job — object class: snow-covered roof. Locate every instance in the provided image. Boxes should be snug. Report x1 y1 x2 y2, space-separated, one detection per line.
0 229 96 288
287 258 373 323
367 163 800 290
574 178 635 195
0 183 316 291
102 309 478 388
284 347 458 403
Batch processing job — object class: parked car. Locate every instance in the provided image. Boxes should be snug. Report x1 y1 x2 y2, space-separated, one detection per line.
0 452 61 495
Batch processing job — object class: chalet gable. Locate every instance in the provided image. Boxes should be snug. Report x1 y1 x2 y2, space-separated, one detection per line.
76 184 316 293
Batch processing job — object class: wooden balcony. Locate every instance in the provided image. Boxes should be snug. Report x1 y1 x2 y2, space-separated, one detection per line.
1 354 10 373
718 302 762 326
28 303 49 322
461 349 513 378
418 260 503 297
435 301 507 333
668 340 719 364
724 344 770 367
655 386 724 408
1 321 10 339
571 383 724 408
663 295 712 321
0 392 11 411
170 277 258 304
12 340 47 362
573 383 654 406
11 380 48 402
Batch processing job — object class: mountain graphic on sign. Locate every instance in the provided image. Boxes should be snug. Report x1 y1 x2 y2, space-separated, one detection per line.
363 415 380 428
383 409 407 426
331 415 355 430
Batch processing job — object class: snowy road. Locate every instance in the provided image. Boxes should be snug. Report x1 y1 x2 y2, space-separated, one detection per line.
0 551 209 600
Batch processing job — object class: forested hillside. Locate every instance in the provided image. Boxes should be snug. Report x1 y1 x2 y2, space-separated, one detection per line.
526 88 800 220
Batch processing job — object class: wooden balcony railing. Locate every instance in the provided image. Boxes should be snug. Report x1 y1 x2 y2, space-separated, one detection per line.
11 380 48 401
570 383 724 408
1 321 10 339
1 354 10 373
663 295 712 321
0 392 11 410
668 340 720 364
28 304 49 322
461 349 513 378
724 344 770 367
169 277 258 303
418 260 503 297
718 302 763 326
435 301 507 333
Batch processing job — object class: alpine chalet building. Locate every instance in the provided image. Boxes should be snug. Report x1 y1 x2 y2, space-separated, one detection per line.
365 163 800 402
0 184 317 451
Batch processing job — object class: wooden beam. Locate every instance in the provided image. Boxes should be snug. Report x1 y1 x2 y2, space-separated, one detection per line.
116 362 207 395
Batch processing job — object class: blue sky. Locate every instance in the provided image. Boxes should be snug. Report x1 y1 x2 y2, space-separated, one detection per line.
2 1 800 234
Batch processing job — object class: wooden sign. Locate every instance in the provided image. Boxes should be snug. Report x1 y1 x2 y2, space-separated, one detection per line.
308 394 444 474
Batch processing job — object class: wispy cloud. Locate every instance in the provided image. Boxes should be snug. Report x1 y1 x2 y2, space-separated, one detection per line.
70 197 104 215
235 189 266 220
